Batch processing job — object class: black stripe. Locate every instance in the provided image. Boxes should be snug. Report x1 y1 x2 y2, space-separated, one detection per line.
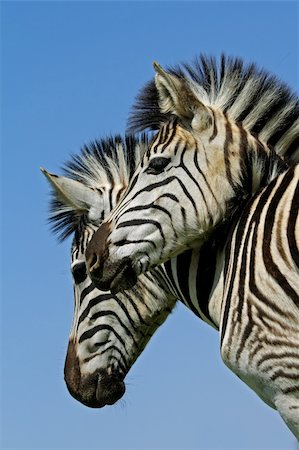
179 148 212 219
282 385 299 394
270 368 299 382
105 353 128 374
130 176 178 199
193 147 219 207
78 324 127 351
83 344 129 373
285 135 299 161
267 108 298 148
78 292 115 325
209 109 218 142
87 310 137 343
175 250 193 305
195 238 219 327
79 283 96 305
237 123 252 195
108 188 113 211
247 178 295 318
114 238 157 249
175 176 199 213
121 290 148 326
262 166 299 307
220 193 258 346
257 351 299 369
150 122 174 155
117 219 166 244
161 121 178 153
122 202 177 228
163 260 179 298
223 117 236 191
287 174 299 268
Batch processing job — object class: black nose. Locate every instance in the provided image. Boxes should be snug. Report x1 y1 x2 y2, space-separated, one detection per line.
64 340 126 408
96 372 126 407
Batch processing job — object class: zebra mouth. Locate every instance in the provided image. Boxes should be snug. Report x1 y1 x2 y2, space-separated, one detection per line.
64 341 126 408
96 372 126 407
66 371 126 408
91 257 138 294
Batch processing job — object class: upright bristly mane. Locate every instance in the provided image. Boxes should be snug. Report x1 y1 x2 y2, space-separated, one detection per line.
48 134 149 241
128 54 299 161
63 135 148 188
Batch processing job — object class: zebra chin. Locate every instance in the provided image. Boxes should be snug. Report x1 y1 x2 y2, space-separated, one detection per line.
64 340 126 408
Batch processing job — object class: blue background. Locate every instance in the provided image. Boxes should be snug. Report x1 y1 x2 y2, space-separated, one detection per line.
2 1 298 449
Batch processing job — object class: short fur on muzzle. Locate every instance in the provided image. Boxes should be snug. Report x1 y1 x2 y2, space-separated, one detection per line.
64 340 125 408
85 222 137 293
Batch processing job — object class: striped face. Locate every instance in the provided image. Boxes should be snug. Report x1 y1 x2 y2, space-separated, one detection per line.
67 222 175 408
86 119 231 292
42 140 176 408
86 63 279 294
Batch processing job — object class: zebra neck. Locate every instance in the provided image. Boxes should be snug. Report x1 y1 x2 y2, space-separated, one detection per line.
163 238 225 329
231 146 289 213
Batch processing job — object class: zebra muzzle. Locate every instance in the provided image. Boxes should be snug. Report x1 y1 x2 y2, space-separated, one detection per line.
96 371 126 407
85 222 138 292
89 256 138 293
64 340 126 407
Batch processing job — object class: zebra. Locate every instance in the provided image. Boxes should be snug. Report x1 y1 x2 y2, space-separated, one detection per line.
42 135 178 408
85 56 299 438
43 131 241 408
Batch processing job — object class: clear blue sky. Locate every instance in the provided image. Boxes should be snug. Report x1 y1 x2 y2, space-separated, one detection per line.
1 1 298 449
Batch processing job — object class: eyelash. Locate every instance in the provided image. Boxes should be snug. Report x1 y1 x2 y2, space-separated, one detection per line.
145 157 171 175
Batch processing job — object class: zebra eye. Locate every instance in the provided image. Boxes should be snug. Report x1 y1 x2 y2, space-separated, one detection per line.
72 261 87 284
145 157 171 175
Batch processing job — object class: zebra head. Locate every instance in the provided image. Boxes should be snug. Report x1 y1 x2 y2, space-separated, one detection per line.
86 58 297 293
42 136 176 408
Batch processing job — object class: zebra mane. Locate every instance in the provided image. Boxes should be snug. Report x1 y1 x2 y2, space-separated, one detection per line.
49 134 149 241
128 54 299 161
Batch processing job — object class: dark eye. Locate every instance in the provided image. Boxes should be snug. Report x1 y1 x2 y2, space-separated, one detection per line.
145 157 171 175
72 261 87 284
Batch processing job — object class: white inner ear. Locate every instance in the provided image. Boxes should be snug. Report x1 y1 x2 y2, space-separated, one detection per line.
153 62 212 129
155 71 186 116
41 168 103 219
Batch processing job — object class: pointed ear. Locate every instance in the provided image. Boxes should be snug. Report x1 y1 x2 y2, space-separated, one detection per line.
153 61 212 131
41 168 103 221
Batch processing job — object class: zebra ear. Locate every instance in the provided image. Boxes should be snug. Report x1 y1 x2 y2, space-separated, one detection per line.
153 61 212 131
41 168 103 221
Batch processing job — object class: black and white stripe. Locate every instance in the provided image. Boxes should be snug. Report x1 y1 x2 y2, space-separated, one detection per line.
43 134 222 407
86 56 299 437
